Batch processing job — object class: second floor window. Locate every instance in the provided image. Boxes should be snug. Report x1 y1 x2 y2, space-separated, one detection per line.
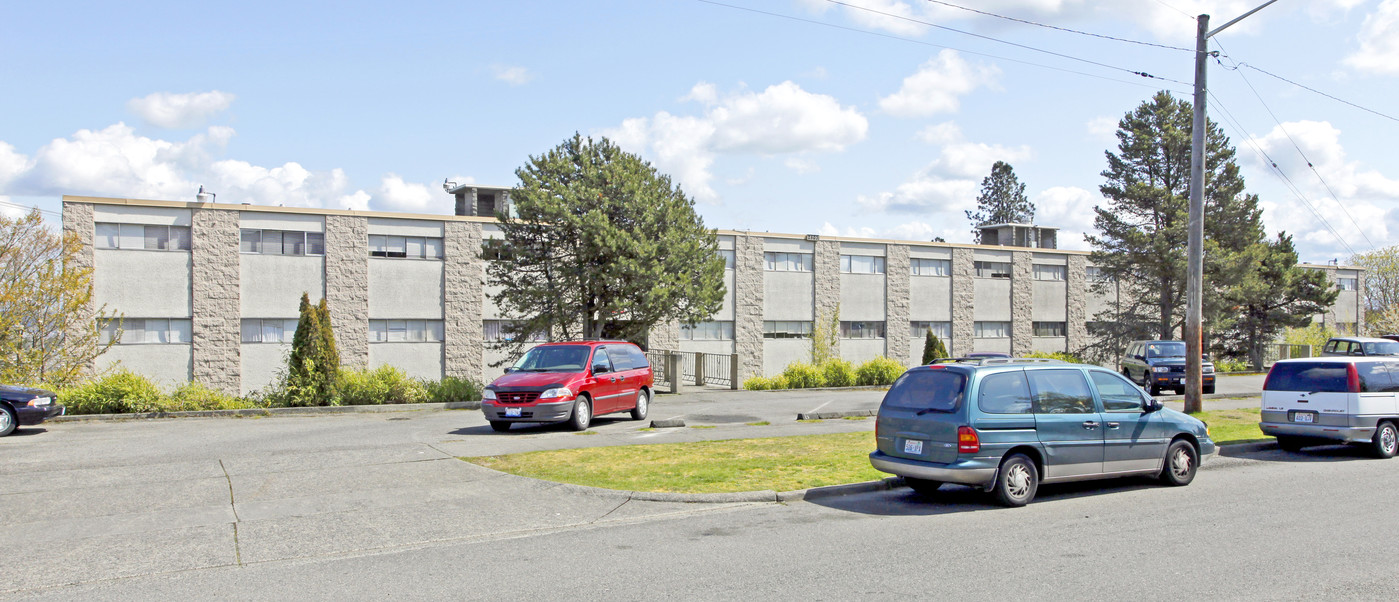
1338 278 1358 291
975 261 1011 278
1033 265 1066 281
840 255 885 274
370 235 444 259
718 250 735 270
911 258 950 276
765 252 812 272
100 318 191 344
96 223 191 251
241 229 324 256
681 321 735 341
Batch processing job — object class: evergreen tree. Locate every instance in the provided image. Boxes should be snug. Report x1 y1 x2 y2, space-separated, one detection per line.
921 329 949 364
315 297 339 397
486 134 727 363
966 161 1034 243
1214 233 1337 370
286 293 339 405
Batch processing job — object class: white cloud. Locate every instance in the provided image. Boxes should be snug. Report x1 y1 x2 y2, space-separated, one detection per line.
1344 0 1399 75
337 190 371 211
127 91 235 129
491 65 533 86
603 81 867 202
0 196 26 220
920 122 1033 178
1033 186 1096 251
784 157 820 174
859 123 1032 217
879 50 999 118
377 174 438 213
1086 115 1118 142
819 221 880 238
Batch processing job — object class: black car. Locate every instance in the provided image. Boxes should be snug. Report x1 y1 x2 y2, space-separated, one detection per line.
1 385 65 436
1121 340 1216 396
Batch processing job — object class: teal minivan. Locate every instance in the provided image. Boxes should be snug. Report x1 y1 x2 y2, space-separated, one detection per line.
870 358 1215 507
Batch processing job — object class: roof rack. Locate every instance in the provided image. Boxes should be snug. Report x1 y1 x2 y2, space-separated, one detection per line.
929 357 1067 366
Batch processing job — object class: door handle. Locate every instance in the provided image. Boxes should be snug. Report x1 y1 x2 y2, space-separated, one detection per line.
1107 422 1120 429
609 377 618 383
1082 421 1099 429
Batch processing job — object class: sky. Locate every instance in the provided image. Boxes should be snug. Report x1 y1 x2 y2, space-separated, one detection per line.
2 0 1397 264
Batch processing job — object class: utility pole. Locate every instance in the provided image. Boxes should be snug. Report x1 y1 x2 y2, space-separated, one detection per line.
1185 0 1277 414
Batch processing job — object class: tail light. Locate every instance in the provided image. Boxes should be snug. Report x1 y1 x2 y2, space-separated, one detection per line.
1262 365 1276 391
1348 363 1361 393
958 426 980 453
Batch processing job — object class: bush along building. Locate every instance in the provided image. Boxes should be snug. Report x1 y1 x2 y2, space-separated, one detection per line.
62 195 1363 394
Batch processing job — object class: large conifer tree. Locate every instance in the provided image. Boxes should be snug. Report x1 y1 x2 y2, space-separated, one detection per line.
966 161 1034 243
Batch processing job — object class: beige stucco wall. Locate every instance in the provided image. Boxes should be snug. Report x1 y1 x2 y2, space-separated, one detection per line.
97 345 193 389
368 259 444 319
369 343 444 380
94 250 192 317
240 255 325 317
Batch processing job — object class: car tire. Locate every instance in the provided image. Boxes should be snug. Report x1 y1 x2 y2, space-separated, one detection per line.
1369 421 1398 459
489 421 510 432
0 405 15 437
1148 382 1162 396
630 389 649 421
1276 435 1306 452
992 454 1038 507
1174 387 1186 395
569 396 592 431
1159 439 1198 486
904 477 943 496
1203 384 1215 394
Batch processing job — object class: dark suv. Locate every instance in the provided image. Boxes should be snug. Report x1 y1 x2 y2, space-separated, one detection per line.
480 341 654 432
1121 340 1215 395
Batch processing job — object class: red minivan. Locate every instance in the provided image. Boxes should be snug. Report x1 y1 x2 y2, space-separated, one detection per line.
480 341 654 432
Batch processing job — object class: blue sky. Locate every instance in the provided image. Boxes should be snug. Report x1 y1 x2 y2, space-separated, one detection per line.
2 0 1396 263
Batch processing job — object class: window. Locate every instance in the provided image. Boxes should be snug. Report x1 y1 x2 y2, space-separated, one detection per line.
911 258 950 276
718 250 735 270
840 321 886 339
681 321 734 341
240 318 300 343
1027 369 1095 414
483 320 547 342
1033 321 1066 337
910 321 951 339
1086 266 1112 282
883 370 966 413
1338 278 1358 291
370 235 444 259
763 321 812 338
840 255 885 274
764 252 812 272
974 321 1010 338
95 223 191 251
977 371 1033 414
239 229 325 256
100 318 192 344
1033 264 1066 281
974 261 1011 278
1090 371 1147 412
368 319 444 342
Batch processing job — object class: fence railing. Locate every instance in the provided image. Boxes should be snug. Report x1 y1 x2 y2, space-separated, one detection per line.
645 350 739 392
1262 343 1312 366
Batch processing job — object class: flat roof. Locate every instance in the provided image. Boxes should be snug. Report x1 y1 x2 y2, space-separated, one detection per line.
445 183 513 195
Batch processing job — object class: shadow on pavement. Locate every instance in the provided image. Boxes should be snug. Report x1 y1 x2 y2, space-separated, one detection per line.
810 477 1173 517
1223 441 1383 463
447 417 634 437
8 427 49 437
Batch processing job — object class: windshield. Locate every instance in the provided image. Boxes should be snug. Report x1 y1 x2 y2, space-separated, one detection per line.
1146 342 1187 358
511 345 591 372
882 369 965 413
1362 342 1399 356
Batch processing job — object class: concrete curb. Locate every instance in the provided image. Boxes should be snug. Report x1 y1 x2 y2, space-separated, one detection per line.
50 400 481 422
797 410 877 420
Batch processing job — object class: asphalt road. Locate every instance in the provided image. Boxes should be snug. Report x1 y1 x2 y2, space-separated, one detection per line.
2 374 1284 600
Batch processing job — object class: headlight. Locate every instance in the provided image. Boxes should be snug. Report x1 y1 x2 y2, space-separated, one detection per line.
1203 365 1214 374
27 396 52 407
539 387 573 399
481 389 497 401
1152 366 1170 373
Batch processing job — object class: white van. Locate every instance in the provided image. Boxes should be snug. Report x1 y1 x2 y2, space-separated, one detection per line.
1260 357 1399 458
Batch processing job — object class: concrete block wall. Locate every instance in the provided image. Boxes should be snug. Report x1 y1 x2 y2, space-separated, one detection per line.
191 208 241 395
733 233 766 381
325 215 370 369
814 240 841 358
950 248 975 357
1067 255 1089 352
885 244 911 362
444 221 484 381
1011 251 1033 356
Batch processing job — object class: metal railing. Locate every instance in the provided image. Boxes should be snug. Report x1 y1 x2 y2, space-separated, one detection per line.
1262 343 1312 366
645 349 739 392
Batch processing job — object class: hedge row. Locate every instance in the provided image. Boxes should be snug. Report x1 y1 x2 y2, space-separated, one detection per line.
58 367 483 415
743 356 906 390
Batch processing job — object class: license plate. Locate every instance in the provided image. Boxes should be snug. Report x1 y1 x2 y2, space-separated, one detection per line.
1293 412 1314 423
903 439 924 455
505 408 521 417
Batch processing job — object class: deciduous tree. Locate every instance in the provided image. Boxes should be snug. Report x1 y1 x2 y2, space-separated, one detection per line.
1350 246 1399 333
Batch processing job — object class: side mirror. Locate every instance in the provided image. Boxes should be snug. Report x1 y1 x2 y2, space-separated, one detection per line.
1133 354 1144 361
1143 397 1163 413
592 364 610 375
1202 353 1211 360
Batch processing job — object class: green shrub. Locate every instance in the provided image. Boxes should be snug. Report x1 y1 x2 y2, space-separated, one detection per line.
1214 359 1249 373
742 376 773 390
769 375 790 390
424 376 483 403
165 381 263 411
1025 351 1082 363
59 370 164 415
921 330 949 364
856 356 905 386
820 359 857 387
337 366 429 405
781 362 825 389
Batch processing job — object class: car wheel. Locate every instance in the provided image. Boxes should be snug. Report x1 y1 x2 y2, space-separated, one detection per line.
0 405 15 437
1370 421 1398 459
904 477 943 496
630 389 649 421
992 454 1038 507
1276 435 1306 452
1174 387 1186 395
1203 384 1215 394
569 396 592 431
1159 439 1198 486
1148 382 1162 396
489 421 510 432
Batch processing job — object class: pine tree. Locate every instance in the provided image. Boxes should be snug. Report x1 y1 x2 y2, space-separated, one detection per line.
921 329 949 364
1214 233 1337 370
966 161 1034 243
315 297 339 398
286 293 322 405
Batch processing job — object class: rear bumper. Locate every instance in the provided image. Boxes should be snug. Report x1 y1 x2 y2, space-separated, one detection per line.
1259 421 1374 443
869 451 998 487
481 400 575 423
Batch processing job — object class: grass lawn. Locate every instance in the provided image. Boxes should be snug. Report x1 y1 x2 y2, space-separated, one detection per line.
1189 407 1269 445
465 431 885 494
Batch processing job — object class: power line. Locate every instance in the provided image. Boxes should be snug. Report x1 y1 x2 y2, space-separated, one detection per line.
918 0 1194 52
0 199 61 218
1213 42 1375 249
1207 90 1358 257
1229 62 1399 125
694 0 1191 94
1150 0 1196 20
822 0 1192 86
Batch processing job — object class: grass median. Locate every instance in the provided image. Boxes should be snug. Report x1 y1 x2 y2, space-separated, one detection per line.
465 410 1269 494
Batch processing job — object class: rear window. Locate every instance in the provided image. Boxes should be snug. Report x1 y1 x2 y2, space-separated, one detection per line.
977 371 1032 414
882 369 966 413
627 347 650 370
1265 362 1350 393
